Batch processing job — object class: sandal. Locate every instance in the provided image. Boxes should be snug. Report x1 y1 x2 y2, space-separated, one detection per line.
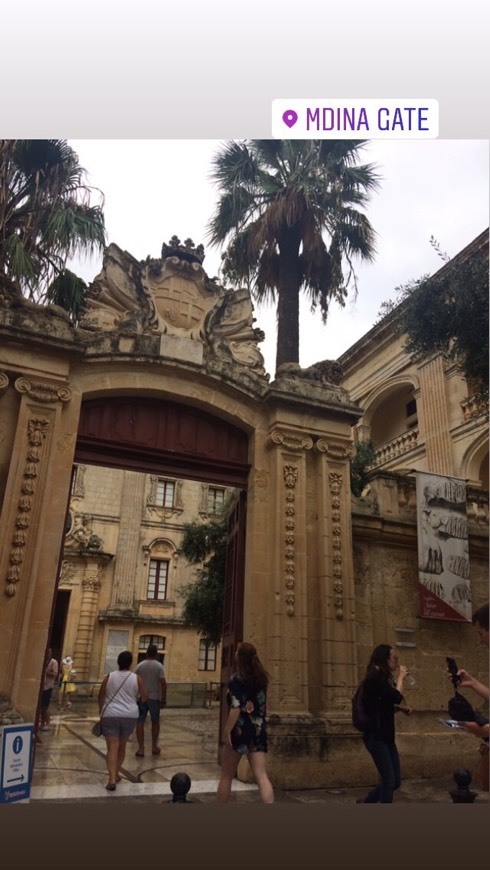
135 750 144 757
152 747 161 755
105 783 116 791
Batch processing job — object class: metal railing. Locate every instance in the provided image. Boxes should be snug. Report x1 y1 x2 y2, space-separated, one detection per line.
53 680 215 708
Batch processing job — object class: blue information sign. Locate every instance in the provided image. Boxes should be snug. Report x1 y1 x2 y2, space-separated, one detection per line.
0 724 34 803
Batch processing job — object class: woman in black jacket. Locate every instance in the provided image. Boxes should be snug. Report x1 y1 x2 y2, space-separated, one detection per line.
357 644 412 803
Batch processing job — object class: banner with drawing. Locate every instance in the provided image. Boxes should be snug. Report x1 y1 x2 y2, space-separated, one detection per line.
416 472 471 621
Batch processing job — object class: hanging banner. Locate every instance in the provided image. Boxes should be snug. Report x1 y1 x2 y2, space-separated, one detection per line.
416 472 471 621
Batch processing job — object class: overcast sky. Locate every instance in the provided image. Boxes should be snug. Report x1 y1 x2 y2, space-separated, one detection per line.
68 139 488 377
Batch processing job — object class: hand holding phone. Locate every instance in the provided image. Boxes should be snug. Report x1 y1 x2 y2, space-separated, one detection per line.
439 718 464 730
446 657 461 688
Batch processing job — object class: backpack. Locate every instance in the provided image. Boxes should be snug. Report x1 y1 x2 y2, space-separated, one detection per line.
352 685 369 732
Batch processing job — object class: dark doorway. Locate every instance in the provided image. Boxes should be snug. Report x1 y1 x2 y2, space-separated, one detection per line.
50 590 71 666
72 396 249 763
218 490 247 758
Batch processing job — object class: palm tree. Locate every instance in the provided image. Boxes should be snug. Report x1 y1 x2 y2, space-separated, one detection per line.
45 269 88 325
0 139 106 310
207 140 380 372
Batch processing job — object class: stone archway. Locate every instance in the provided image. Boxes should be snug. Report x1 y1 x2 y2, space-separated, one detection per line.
1 238 365 787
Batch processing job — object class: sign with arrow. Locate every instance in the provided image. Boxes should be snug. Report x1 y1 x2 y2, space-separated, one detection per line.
0 724 34 803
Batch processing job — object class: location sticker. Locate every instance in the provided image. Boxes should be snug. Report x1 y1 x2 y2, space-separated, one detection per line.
282 109 298 129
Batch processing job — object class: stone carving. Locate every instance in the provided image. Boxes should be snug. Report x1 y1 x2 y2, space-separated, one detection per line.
283 464 299 616
77 241 269 380
0 372 9 395
206 287 268 376
79 244 153 332
64 513 103 552
266 429 314 452
59 560 78 585
82 576 102 592
272 360 354 405
316 438 356 460
161 236 205 264
276 359 344 385
142 256 222 340
329 472 344 619
15 377 71 404
4 418 49 597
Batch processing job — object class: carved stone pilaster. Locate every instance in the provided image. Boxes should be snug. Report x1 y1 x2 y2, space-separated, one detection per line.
73 559 108 679
283 464 298 616
15 377 71 404
4 418 49 597
329 472 344 620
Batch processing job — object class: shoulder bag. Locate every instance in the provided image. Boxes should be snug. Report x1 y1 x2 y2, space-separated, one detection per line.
92 672 133 737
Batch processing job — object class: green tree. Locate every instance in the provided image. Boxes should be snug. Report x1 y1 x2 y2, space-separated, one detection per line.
179 513 228 646
350 440 377 497
207 139 379 372
378 238 489 399
0 139 105 310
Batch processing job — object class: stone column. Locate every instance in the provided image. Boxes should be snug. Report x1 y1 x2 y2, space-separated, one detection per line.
108 471 146 611
72 554 111 680
417 355 454 475
265 427 313 713
0 376 78 717
315 438 359 725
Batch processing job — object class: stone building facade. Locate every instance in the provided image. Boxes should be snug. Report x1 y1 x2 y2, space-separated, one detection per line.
339 229 488 488
0 232 487 786
56 464 231 688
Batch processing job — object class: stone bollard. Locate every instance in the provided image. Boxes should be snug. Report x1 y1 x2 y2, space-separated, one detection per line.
169 771 192 803
449 768 477 803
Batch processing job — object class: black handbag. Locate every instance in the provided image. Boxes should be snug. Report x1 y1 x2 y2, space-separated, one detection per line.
448 690 489 726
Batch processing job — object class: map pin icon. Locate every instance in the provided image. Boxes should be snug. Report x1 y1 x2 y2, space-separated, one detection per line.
282 110 298 129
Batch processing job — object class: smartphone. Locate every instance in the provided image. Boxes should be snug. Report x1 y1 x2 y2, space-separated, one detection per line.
439 718 464 730
446 657 461 687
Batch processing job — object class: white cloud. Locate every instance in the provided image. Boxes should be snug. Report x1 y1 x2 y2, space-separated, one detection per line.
68 138 489 377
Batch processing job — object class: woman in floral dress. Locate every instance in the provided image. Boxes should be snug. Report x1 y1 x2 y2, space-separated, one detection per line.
217 641 274 803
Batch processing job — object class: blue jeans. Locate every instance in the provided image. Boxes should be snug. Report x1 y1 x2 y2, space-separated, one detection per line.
361 735 401 803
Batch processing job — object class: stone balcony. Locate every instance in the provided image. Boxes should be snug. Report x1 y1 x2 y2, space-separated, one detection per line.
370 427 419 469
352 471 489 534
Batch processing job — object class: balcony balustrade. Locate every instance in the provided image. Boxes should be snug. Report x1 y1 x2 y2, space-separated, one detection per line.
369 427 419 469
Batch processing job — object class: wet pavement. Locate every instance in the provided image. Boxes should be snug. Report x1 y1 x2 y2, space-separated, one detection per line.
31 701 489 804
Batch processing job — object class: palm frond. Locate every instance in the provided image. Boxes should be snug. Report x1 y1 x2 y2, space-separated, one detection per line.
45 268 87 322
1 140 106 300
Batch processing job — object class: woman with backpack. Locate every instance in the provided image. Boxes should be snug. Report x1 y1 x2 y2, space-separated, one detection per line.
356 644 412 803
